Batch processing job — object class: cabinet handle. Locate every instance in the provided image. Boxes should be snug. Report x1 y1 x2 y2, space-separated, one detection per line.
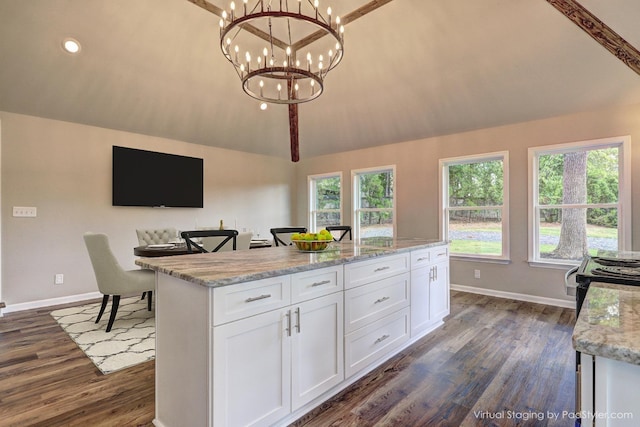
374 296 390 304
245 294 272 303
429 267 434 282
417 256 429 261
374 334 390 344
436 251 447 258
311 280 331 287
434 266 438 280
295 307 301 333
285 311 291 337
374 266 390 272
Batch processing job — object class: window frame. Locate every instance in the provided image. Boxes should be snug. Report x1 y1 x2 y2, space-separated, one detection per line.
308 171 343 232
352 165 396 240
439 151 510 262
527 136 632 268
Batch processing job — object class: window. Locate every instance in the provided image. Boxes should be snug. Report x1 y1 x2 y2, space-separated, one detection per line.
529 137 631 265
440 152 509 260
309 172 342 232
352 166 395 239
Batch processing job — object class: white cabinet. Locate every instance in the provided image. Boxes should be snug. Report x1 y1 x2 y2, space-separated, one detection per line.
344 254 411 378
291 292 344 410
212 266 344 427
410 246 449 337
213 307 292 427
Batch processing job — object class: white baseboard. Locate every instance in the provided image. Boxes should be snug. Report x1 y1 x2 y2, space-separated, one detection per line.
450 283 575 309
1 291 103 314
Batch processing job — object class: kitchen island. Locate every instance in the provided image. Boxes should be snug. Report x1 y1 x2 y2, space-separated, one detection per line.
573 282 640 427
137 237 449 427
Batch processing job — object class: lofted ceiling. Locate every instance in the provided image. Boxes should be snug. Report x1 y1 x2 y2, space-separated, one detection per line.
1 0 640 161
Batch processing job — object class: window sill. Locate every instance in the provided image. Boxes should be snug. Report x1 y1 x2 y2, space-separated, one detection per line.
528 260 579 270
450 255 511 265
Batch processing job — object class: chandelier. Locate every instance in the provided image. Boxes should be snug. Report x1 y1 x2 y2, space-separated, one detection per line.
218 0 345 104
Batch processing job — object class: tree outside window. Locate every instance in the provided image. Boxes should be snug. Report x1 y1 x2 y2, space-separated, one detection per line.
353 166 395 239
530 137 630 265
309 173 342 232
440 152 509 259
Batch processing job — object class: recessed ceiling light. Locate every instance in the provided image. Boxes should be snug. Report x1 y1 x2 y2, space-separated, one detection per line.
62 38 81 54
260 102 268 111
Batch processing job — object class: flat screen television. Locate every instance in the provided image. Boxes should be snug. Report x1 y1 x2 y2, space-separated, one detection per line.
112 146 204 208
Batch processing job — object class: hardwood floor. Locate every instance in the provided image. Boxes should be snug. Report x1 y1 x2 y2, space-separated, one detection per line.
0 291 576 427
0 301 155 427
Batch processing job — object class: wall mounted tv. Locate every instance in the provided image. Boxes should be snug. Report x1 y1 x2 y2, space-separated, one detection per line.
112 146 204 208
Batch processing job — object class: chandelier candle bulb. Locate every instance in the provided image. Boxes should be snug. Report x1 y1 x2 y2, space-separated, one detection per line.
219 0 344 104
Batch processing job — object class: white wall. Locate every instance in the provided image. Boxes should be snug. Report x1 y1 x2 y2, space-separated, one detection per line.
295 102 640 303
0 112 295 307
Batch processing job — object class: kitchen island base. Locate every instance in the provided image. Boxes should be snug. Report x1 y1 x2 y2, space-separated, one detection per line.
141 240 449 427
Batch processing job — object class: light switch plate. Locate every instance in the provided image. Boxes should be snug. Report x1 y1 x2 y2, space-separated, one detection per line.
13 206 37 217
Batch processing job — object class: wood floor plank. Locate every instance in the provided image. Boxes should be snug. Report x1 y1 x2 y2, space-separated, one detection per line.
0 291 575 426
292 291 576 427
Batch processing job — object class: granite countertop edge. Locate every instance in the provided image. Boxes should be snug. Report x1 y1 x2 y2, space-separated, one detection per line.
573 282 640 366
136 239 447 288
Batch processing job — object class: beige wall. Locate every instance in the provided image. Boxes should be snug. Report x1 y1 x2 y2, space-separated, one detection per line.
0 112 295 306
3 101 640 308
295 103 640 303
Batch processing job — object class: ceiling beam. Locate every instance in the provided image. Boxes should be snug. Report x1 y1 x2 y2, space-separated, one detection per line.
293 0 394 50
187 0 395 53
546 0 640 76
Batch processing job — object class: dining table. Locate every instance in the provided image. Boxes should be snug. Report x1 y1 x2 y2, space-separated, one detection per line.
135 240 273 257
134 244 191 257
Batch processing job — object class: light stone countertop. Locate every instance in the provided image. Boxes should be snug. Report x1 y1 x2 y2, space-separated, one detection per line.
135 237 446 288
573 282 640 366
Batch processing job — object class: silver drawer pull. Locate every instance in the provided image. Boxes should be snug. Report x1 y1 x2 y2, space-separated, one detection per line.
374 266 390 272
374 296 390 304
245 294 272 303
311 280 331 287
374 334 390 344
417 257 429 261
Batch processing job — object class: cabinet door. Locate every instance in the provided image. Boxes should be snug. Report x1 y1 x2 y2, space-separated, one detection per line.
291 293 344 410
410 266 431 337
430 260 449 322
213 308 291 427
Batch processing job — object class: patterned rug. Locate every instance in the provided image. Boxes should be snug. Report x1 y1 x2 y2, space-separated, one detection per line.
51 296 155 374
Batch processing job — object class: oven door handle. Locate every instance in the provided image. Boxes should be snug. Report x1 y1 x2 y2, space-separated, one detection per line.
565 266 579 294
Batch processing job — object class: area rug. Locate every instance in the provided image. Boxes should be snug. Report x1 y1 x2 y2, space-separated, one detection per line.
50 296 155 374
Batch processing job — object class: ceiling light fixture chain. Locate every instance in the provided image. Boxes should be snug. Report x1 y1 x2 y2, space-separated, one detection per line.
219 0 345 104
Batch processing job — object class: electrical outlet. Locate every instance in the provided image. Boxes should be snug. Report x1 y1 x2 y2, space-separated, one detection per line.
13 206 37 217
474 269 481 279
54 274 64 285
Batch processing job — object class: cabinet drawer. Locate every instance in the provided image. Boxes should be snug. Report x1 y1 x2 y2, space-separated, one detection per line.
344 254 409 289
411 245 449 269
344 272 410 333
344 308 410 378
291 265 344 304
212 276 291 325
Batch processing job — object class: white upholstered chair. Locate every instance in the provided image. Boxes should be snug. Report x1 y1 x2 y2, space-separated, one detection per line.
136 228 178 246
84 232 155 332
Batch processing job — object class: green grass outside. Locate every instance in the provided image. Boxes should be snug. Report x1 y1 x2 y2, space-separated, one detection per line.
449 224 617 255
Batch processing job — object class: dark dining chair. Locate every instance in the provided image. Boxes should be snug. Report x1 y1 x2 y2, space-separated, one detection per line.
270 227 307 247
181 229 239 253
326 225 352 241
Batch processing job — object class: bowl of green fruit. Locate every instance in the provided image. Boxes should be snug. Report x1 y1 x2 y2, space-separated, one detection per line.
291 229 334 252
